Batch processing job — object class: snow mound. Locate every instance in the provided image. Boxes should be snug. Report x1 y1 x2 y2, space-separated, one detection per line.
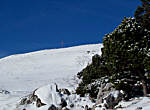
35 84 62 106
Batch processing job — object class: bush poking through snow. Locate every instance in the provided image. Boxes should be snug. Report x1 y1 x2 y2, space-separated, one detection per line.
76 54 109 98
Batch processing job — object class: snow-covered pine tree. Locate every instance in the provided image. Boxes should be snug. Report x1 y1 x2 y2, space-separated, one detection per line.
102 17 150 96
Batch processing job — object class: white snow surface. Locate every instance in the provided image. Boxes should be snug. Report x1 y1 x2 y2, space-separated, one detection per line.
0 44 101 109
117 97 150 110
34 84 62 106
0 44 101 91
0 44 150 110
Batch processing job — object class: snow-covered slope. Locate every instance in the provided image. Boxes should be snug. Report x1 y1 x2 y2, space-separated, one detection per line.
1 44 150 110
0 44 102 109
117 97 150 110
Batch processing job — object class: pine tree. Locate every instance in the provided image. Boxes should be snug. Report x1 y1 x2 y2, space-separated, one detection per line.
134 0 150 96
76 54 109 97
102 17 150 96
134 0 150 30
76 0 150 98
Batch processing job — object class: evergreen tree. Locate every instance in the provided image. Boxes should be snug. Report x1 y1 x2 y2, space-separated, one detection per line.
76 0 150 98
76 54 109 97
134 0 150 30
102 17 150 96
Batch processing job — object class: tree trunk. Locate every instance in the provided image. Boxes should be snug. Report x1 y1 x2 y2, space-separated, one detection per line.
141 79 147 96
138 67 148 97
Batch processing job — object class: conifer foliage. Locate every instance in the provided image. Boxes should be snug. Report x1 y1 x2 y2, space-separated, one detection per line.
76 0 150 98
76 54 109 98
134 0 150 30
102 17 150 96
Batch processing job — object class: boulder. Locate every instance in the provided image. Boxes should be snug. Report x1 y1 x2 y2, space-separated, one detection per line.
70 103 74 108
59 89 71 95
20 98 27 105
136 107 142 110
62 107 70 110
0 90 10 94
96 83 115 104
48 104 58 110
36 98 46 107
28 94 38 102
95 82 123 109
104 90 123 109
60 98 67 108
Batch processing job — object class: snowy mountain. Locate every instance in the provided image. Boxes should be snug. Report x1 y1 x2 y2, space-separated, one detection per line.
0 44 150 110
0 44 102 109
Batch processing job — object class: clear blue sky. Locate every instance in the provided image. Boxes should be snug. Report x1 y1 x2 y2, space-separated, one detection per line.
0 0 140 58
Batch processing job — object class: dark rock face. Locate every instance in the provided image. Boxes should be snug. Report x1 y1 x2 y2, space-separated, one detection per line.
95 82 124 109
0 90 10 94
84 105 88 110
20 98 27 105
48 104 58 110
59 89 71 95
29 94 38 102
60 98 67 108
62 107 70 110
26 99 32 104
36 98 46 107
104 91 123 109
96 83 115 104
70 103 74 108
105 94 115 109
84 105 92 110
19 92 46 108
136 107 142 110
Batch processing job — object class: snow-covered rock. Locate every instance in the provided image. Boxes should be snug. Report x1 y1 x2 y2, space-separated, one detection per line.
94 90 124 109
34 84 61 106
0 89 10 94
18 83 95 110
94 82 124 109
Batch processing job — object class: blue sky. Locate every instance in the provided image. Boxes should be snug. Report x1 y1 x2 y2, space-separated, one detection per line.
0 0 140 58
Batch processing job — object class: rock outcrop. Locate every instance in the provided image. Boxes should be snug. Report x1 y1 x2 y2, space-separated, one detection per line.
19 83 94 110
94 83 124 109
